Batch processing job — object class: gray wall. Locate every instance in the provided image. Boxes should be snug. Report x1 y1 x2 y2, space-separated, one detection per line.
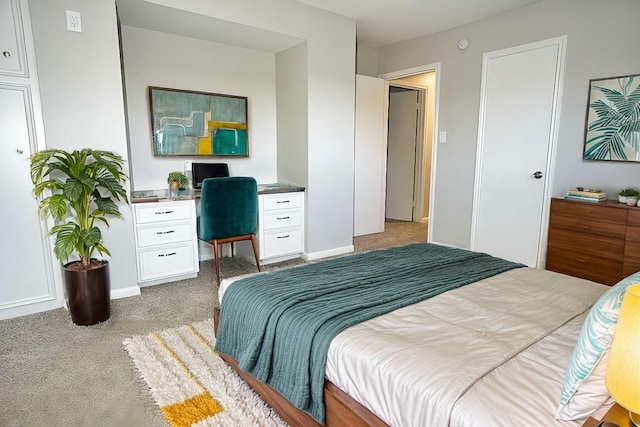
121 25 279 190
28 0 138 295
378 0 640 248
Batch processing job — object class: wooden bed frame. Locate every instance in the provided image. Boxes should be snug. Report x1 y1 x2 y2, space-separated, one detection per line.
214 307 388 427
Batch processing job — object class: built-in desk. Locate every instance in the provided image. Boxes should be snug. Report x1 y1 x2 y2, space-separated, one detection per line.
131 183 305 285
131 199 199 287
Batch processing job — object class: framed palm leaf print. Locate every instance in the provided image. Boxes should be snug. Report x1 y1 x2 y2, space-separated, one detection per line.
583 73 640 161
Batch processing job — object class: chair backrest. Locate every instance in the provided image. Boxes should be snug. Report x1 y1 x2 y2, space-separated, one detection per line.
198 177 258 241
192 162 230 189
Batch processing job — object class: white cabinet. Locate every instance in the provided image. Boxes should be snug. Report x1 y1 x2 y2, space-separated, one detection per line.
0 0 59 321
132 200 199 286
258 191 305 264
0 0 28 78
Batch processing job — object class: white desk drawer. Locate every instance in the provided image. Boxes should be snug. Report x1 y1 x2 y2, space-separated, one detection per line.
263 209 302 231
134 202 193 224
263 228 303 257
262 193 303 211
138 243 197 282
136 221 193 247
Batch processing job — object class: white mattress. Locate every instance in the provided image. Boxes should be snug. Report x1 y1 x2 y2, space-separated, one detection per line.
219 267 609 426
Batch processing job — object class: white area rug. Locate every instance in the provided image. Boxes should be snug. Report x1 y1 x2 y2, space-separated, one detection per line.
123 319 287 427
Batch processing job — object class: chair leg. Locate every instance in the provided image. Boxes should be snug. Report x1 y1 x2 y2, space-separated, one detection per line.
250 234 261 272
213 240 221 285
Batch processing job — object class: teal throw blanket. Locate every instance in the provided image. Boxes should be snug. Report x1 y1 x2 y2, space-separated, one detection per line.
215 243 524 424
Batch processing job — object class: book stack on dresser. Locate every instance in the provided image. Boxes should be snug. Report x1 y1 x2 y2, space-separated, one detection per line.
564 188 607 203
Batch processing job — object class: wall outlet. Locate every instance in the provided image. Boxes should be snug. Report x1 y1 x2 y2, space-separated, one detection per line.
66 10 82 32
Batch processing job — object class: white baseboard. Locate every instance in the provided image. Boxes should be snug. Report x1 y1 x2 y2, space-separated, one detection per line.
111 285 141 299
304 245 354 261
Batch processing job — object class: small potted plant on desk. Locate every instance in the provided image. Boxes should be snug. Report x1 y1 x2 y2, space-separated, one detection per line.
167 171 189 200
30 149 129 325
619 187 640 206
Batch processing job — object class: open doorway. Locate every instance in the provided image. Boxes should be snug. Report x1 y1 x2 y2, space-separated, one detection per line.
386 85 421 222
353 64 439 248
386 71 436 227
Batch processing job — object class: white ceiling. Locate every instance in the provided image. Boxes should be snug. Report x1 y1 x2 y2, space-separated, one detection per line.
116 0 542 52
295 0 542 48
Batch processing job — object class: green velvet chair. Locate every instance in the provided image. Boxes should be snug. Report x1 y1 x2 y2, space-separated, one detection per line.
198 177 261 285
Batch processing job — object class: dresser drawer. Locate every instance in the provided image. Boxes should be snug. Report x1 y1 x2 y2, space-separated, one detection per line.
626 225 640 243
263 228 303 257
136 221 193 247
546 247 622 286
263 209 302 231
549 214 626 239
547 227 624 260
134 202 193 224
137 243 197 282
262 192 303 211
550 199 627 224
622 262 640 278
628 209 640 226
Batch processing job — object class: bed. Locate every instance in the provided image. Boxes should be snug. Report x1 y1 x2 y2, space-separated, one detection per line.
213 243 632 426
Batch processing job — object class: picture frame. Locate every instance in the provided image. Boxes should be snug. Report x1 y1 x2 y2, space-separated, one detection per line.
583 73 640 161
149 86 248 157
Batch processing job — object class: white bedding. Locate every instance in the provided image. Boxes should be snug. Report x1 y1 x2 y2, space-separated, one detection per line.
219 267 609 426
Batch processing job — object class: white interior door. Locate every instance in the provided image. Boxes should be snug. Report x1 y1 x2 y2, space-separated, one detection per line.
354 75 386 236
471 37 565 266
0 84 58 319
386 89 418 221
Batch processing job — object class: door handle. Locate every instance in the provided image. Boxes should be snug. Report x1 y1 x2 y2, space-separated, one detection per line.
533 171 543 179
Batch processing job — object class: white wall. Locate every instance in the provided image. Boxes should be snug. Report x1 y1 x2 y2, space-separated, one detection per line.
28 0 138 295
275 42 308 188
121 26 279 190
378 0 640 248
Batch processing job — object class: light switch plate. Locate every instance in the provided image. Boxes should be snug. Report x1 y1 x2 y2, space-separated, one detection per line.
439 131 447 143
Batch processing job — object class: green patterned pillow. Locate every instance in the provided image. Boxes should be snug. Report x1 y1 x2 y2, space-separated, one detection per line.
555 272 640 420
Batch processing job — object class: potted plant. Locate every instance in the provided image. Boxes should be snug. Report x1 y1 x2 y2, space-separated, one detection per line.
30 149 129 325
619 188 640 204
167 171 189 199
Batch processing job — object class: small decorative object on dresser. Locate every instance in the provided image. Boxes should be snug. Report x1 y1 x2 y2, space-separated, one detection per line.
167 171 189 200
618 188 639 204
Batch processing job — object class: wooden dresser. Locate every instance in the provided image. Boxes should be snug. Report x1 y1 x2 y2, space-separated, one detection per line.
546 198 640 285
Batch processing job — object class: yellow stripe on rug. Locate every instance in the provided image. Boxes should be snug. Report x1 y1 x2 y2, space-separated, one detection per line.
161 391 223 427
123 319 287 427
151 332 224 426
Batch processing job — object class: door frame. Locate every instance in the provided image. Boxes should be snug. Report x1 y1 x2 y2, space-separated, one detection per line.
470 36 566 267
379 62 441 241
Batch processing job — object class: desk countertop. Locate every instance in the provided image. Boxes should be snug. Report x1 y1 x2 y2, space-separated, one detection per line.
257 183 305 194
131 182 305 203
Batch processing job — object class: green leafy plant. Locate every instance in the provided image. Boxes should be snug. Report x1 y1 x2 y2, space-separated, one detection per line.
167 171 189 188
619 187 640 197
30 149 129 269
584 76 640 160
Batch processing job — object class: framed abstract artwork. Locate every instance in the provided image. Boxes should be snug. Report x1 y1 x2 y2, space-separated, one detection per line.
583 73 640 161
149 86 248 157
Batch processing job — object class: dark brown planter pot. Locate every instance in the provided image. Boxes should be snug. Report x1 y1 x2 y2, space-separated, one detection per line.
62 260 110 326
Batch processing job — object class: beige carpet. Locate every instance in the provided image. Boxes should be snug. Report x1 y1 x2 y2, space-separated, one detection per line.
0 220 426 427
